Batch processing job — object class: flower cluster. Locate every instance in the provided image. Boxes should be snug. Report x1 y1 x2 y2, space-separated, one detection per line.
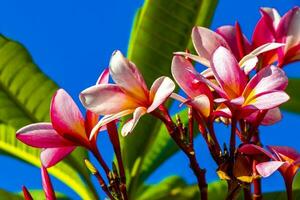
17 6 299 200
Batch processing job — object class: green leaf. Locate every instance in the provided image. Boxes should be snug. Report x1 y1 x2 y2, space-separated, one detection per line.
123 0 218 196
0 188 22 200
0 35 97 199
281 78 300 113
0 188 71 200
135 176 199 200
263 190 300 200
294 173 300 190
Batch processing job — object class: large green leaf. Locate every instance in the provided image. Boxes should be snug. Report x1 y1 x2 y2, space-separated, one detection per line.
135 176 199 200
0 35 96 199
282 78 300 113
0 188 71 200
123 0 218 195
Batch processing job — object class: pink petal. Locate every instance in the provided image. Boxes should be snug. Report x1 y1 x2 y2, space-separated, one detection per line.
121 107 147 136
171 55 212 99
243 65 288 101
173 52 210 67
267 146 300 161
170 93 187 103
188 95 211 118
89 109 134 140
85 110 99 138
80 84 139 115
109 50 149 103
239 54 258 75
211 47 247 98
41 146 76 168
16 123 74 148
246 108 282 126
239 144 275 160
252 8 280 47
22 186 33 200
261 108 282 125
216 25 251 60
256 161 285 177
41 166 56 200
96 68 110 84
277 7 300 52
51 89 87 141
148 76 175 113
246 91 289 110
192 27 230 61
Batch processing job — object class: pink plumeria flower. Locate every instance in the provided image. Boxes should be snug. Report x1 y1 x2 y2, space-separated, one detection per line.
171 55 213 118
175 26 284 75
253 7 300 67
17 69 109 167
17 89 103 167
195 46 289 118
239 144 300 198
80 50 175 137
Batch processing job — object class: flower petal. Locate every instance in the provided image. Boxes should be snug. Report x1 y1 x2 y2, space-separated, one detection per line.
51 89 86 141
192 27 230 61
211 47 248 98
188 95 211 118
89 109 134 140
216 24 251 60
16 123 74 148
109 50 149 103
171 55 212 99
246 91 289 110
243 65 288 101
173 52 210 67
267 146 300 161
256 161 285 177
80 84 139 115
239 144 275 160
22 186 33 200
121 107 147 136
277 7 300 52
252 8 280 47
148 76 175 113
246 108 282 126
96 68 110 84
41 146 76 168
41 166 56 200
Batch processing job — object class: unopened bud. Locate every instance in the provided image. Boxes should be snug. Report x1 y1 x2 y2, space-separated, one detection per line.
84 159 97 174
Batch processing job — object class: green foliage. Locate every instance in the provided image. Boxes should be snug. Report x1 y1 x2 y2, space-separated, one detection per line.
123 0 218 197
282 78 300 114
0 35 96 199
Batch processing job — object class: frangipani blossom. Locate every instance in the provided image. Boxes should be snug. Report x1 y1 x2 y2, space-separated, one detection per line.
239 144 300 199
17 69 110 167
175 26 284 74
253 7 300 66
197 47 289 118
17 89 100 167
80 50 175 137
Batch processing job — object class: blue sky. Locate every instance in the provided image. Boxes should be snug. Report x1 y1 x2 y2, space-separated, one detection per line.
0 0 299 199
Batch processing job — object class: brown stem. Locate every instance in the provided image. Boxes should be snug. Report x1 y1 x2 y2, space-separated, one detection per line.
153 108 207 200
284 178 293 200
188 108 194 147
230 118 237 159
91 147 110 176
243 185 252 200
253 177 262 200
107 122 128 200
94 171 115 200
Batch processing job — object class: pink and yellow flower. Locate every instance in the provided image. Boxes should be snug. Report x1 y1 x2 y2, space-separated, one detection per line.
195 46 289 118
17 69 110 167
253 7 300 66
80 50 175 137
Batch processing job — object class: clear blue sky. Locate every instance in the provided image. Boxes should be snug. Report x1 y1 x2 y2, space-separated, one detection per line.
0 0 299 199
